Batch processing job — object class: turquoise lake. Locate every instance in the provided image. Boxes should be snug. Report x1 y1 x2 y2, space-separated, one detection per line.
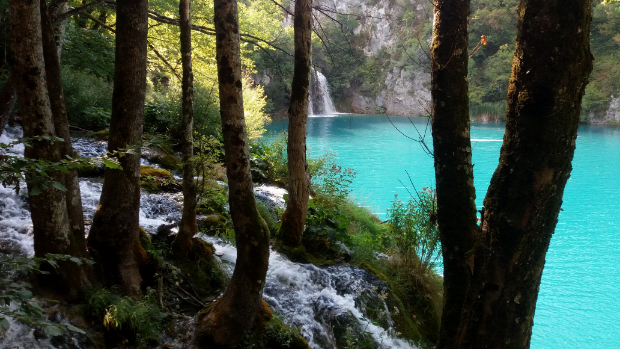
266 115 620 349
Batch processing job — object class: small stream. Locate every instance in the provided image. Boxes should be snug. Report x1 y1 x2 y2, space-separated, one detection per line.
0 125 417 349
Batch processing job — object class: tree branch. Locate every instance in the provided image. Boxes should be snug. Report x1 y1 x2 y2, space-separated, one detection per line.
54 0 105 24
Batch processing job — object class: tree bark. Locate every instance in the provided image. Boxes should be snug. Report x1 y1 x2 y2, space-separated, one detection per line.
430 1 479 347
172 0 199 256
0 73 16 136
40 0 90 262
8 0 84 298
278 0 312 247
440 0 593 348
87 0 148 296
194 0 270 346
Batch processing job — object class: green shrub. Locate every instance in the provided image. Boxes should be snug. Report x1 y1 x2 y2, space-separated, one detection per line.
61 66 113 129
86 288 167 348
252 131 288 182
387 189 441 272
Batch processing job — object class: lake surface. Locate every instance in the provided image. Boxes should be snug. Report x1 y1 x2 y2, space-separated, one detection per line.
266 114 620 349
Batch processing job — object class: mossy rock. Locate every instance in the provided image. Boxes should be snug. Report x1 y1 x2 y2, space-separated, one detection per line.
197 214 228 235
358 262 435 346
238 302 311 349
89 129 109 140
140 166 180 193
170 237 227 300
277 245 336 266
150 153 182 171
77 164 104 177
140 165 173 179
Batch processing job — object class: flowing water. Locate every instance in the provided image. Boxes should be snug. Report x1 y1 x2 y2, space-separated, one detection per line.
310 69 337 116
0 124 415 349
267 115 620 349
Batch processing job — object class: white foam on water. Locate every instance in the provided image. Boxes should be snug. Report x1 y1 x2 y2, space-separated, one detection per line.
1 125 418 349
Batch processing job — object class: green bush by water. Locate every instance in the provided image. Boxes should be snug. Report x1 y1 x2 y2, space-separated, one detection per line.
86 288 166 348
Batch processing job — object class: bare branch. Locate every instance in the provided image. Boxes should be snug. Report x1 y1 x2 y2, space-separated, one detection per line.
54 0 105 24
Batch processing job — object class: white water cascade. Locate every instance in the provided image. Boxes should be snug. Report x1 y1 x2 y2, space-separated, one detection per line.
0 125 417 349
310 69 337 116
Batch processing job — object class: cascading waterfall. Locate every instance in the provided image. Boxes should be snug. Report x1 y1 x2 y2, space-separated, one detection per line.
310 68 337 116
0 125 417 349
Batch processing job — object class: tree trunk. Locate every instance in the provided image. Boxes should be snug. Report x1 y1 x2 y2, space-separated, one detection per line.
172 0 198 256
0 73 16 136
430 1 479 347
87 0 148 296
40 0 90 264
8 0 84 298
278 0 312 247
194 0 270 346
437 0 593 348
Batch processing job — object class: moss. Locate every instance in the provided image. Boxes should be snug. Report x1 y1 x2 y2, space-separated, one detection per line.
170 238 226 299
140 166 179 193
150 153 182 171
238 303 311 349
140 166 173 179
357 262 425 344
197 214 228 235
89 129 109 140
277 245 336 266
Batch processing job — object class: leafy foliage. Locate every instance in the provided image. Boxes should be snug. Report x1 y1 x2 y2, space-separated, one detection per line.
86 288 167 348
387 189 441 272
0 254 92 336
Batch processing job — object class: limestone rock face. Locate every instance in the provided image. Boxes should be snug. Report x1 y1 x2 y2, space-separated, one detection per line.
590 97 620 124
350 67 431 116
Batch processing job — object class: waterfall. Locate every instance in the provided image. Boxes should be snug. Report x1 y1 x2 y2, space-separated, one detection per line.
0 125 417 349
310 69 337 116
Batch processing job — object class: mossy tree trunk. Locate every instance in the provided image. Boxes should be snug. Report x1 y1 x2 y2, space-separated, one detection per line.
453 1 593 348
40 0 91 268
8 0 86 298
430 1 479 347
431 0 594 348
87 0 148 296
195 0 270 346
279 0 312 247
172 0 199 256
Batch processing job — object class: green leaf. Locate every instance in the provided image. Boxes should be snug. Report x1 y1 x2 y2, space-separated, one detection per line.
102 158 121 169
51 182 67 192
29 185 43 196
283 194 289 201
65 324 86 334
44 325 65 337
69 257 83 266
0 317 9 330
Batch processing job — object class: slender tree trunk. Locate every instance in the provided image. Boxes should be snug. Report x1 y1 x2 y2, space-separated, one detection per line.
434 0 593 348
430 1 479 347
8 0 84 298
172 0 198 256
195 0 270 346
87 0 148 296
0 73 16 136
278 0 312 247
40 0 90 264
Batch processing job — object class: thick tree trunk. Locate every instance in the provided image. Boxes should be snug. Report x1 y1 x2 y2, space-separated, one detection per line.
87 0 148 296
278 0 312 247
0 73 16 136
430 1 479 347
8 0 84 298
451 1 593 348
172 0 199 256
194 0 270 346
40 0 89 261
